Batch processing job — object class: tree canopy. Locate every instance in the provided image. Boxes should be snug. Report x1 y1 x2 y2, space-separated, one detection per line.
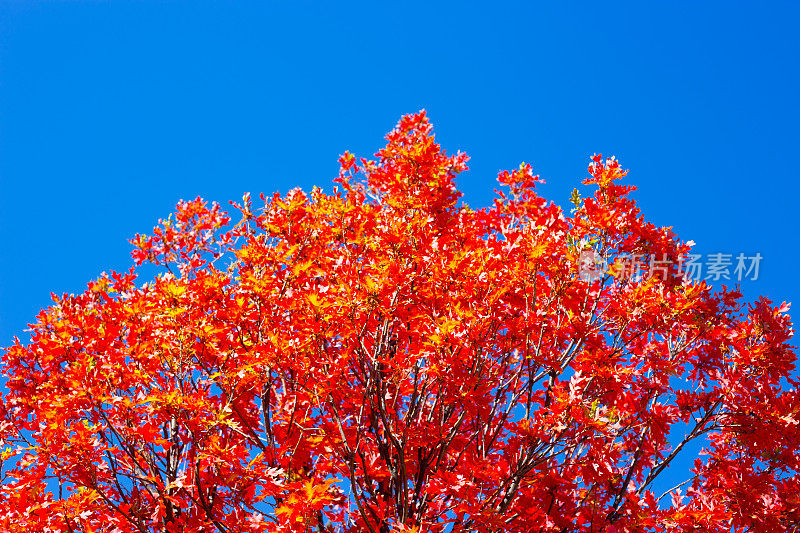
1 112 798 532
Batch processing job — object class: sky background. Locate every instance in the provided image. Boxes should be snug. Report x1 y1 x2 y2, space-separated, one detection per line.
1 0 799 506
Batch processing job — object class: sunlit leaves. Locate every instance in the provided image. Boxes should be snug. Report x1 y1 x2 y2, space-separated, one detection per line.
1 112 797 533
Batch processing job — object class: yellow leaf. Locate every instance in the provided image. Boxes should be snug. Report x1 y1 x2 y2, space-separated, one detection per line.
163 283 186 298
364 277 378 293
530 242 548 258
293 259 314 277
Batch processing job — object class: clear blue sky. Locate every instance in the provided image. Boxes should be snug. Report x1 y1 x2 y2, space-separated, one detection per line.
1 0 798 503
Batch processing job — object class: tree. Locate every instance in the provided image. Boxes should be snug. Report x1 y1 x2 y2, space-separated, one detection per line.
1 111 798 533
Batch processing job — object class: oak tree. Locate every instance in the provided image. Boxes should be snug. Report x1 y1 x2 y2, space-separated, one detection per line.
1 112 798 532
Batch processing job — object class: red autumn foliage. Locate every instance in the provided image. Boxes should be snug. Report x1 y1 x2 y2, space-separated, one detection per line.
1 112 798 532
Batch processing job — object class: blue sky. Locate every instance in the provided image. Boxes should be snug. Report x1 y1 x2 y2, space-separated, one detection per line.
1 0 798 508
